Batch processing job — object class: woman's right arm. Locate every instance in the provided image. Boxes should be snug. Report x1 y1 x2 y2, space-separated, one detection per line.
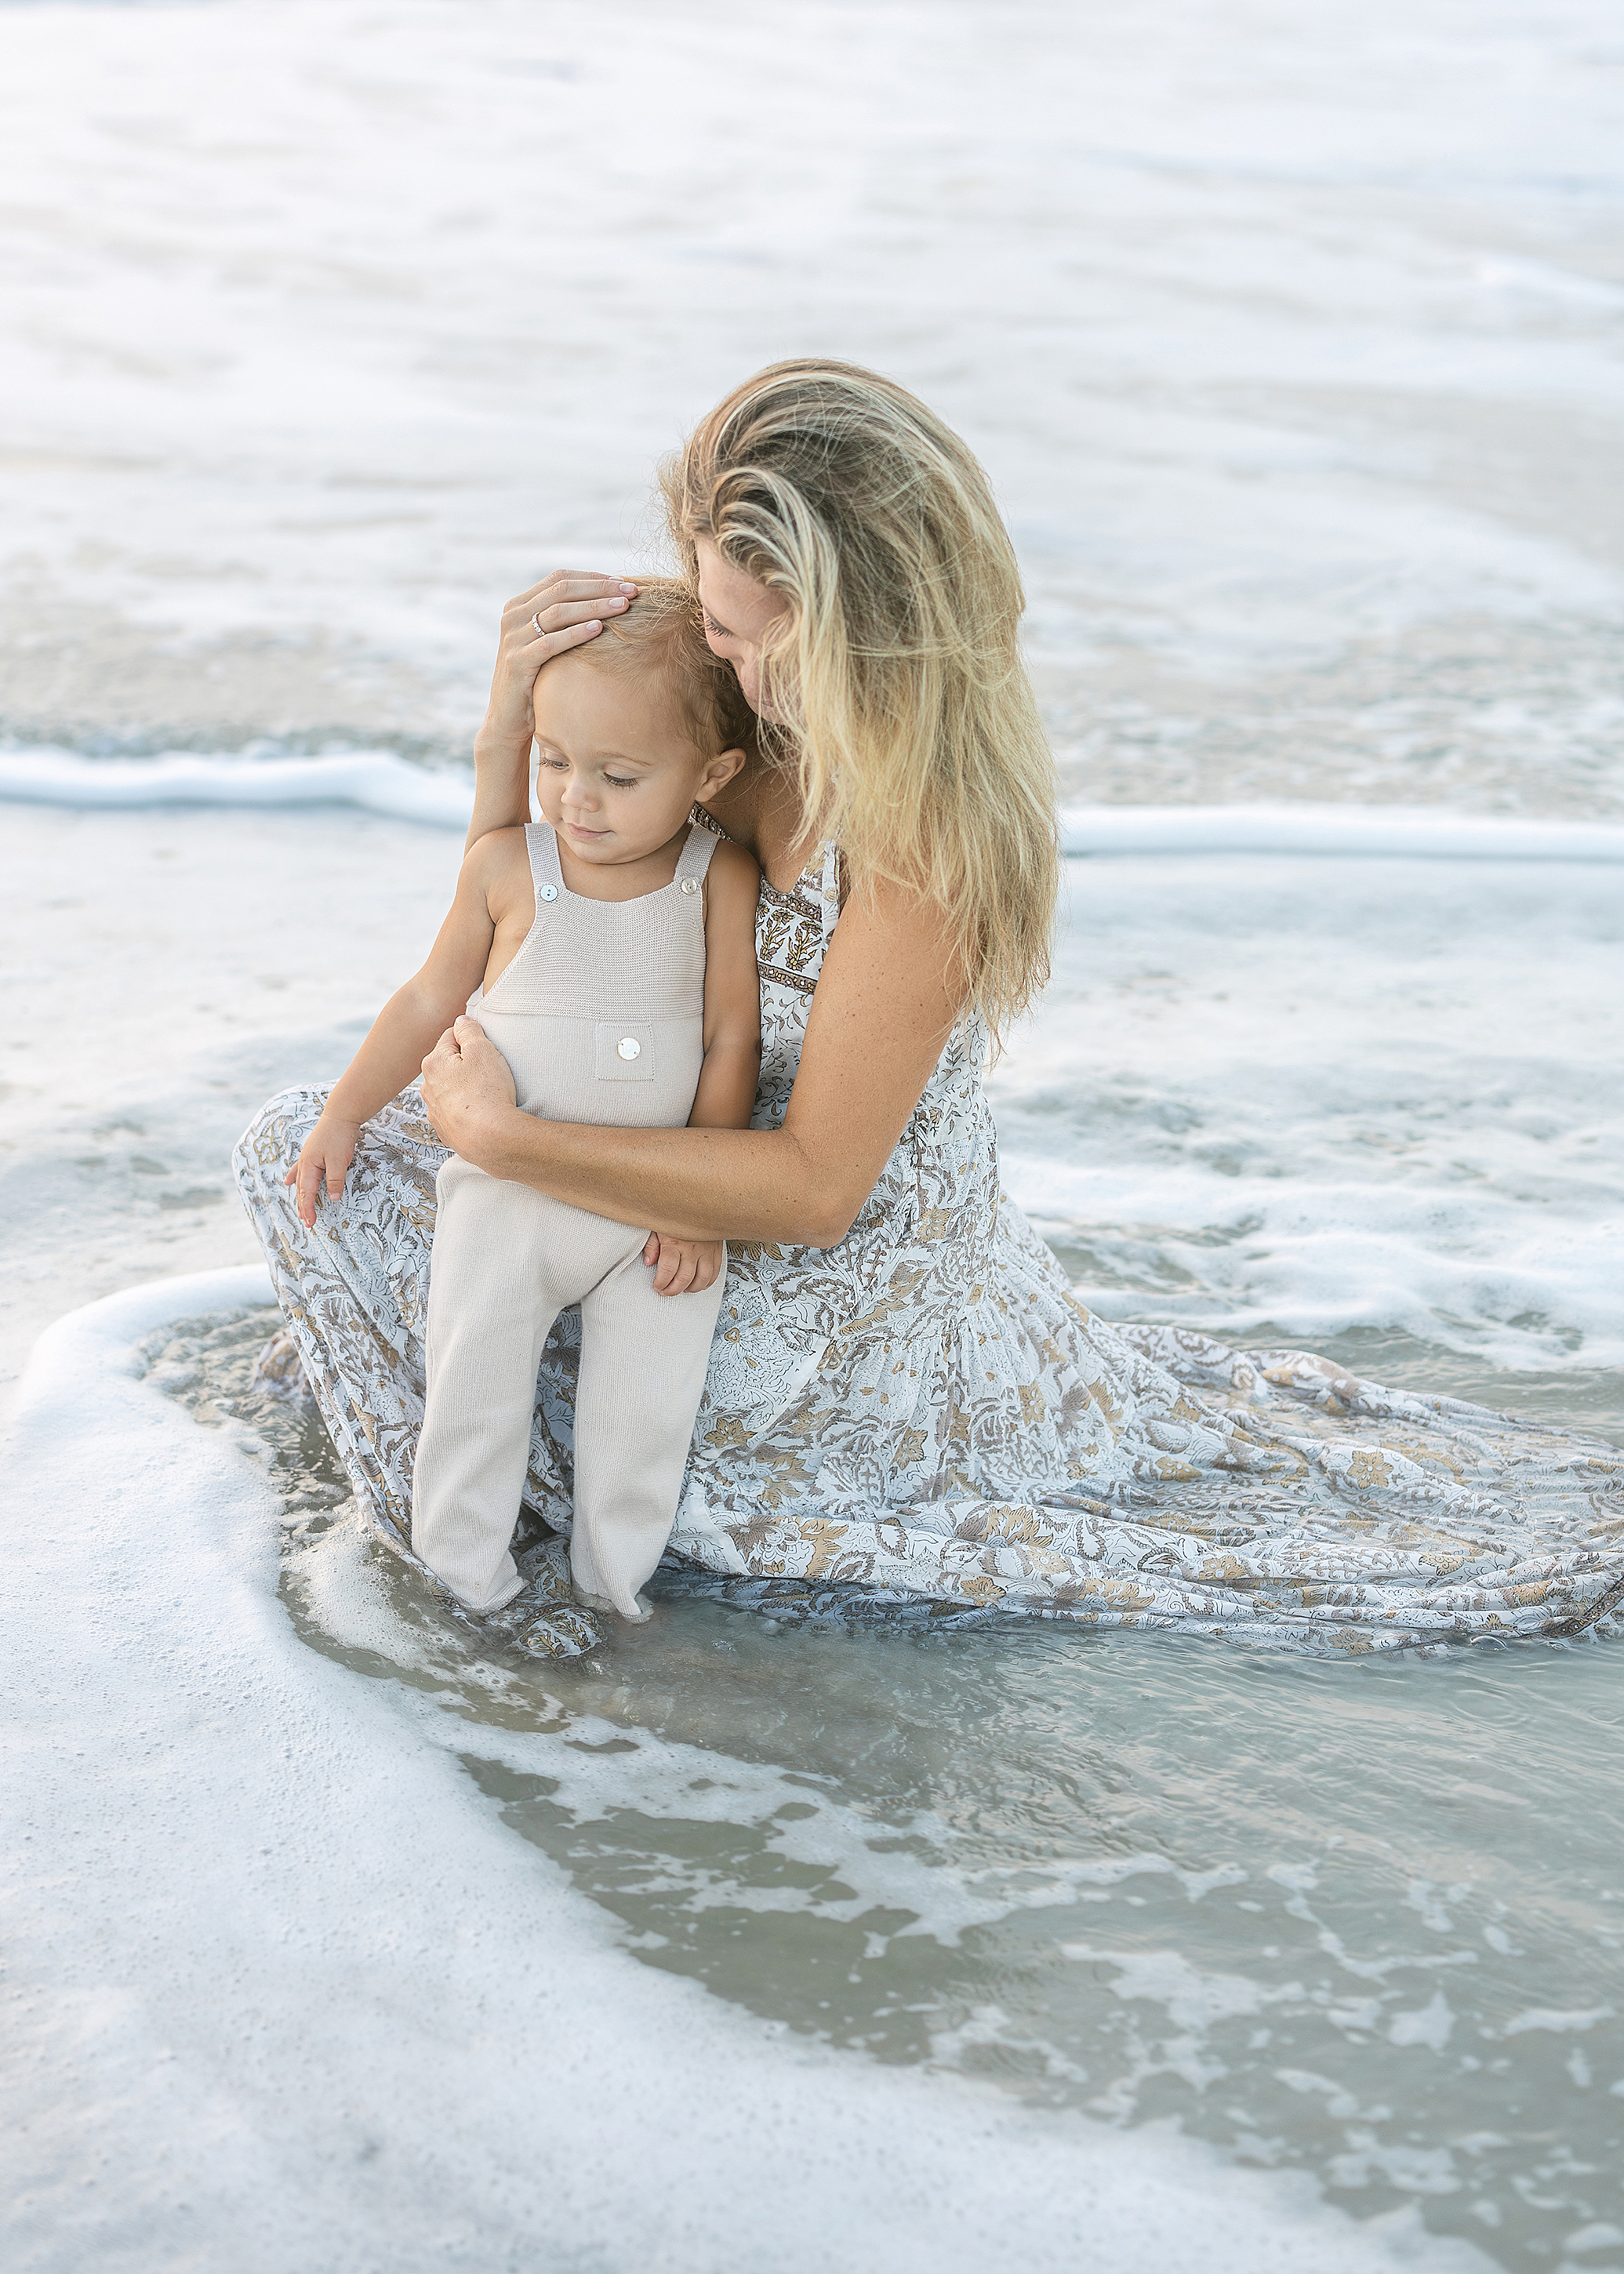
465 571 638 850
420 874 968 1250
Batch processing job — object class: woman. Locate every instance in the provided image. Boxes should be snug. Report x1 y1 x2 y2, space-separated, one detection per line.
237 358 1624 1657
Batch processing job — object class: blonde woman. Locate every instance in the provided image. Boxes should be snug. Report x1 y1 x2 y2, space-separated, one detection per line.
237 359 1623 1656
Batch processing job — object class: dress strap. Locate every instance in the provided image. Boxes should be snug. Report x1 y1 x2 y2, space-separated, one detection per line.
524 822 565 908
674 821 720 888
819 841 841 946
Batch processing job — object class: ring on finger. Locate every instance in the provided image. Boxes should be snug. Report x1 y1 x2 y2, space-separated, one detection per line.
532 612 547 636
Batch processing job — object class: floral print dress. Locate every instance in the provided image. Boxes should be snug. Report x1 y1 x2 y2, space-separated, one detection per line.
234 839 1624 1657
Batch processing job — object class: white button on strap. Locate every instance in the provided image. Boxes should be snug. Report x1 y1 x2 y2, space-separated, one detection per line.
679 876 699 895
616 1036 641 1061
538 884 558 902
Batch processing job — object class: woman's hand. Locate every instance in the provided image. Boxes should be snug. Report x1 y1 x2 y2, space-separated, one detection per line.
420 1017 519 1163
285 1112 361 1229
469 571 638 848
641 1232 726 1295
422 1023 725 1288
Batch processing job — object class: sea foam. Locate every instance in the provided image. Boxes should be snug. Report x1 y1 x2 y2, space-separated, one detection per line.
1 1269 1495 2273
0 745 476 828
6 745 1624 863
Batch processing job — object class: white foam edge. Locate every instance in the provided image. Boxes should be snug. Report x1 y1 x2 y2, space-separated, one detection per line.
2 1266 1495 2274
0 744 475 828
291 1509 1253 1949
1059 801 1624 862
1000 1168 1624 1368
5 744 1622 863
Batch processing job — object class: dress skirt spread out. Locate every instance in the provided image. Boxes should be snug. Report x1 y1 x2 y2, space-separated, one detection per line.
234 838 1624 1658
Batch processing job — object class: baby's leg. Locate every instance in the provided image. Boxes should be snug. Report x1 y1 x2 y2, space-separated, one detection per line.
412 1166 632 1615
570 1250 728 1621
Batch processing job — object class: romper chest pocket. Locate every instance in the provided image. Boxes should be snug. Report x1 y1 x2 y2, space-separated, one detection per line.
594 1020 656 1081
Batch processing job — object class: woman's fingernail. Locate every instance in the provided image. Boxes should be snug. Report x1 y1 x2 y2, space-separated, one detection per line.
619 580 636 592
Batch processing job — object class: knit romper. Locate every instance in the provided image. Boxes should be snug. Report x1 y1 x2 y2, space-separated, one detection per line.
411 819 727 1620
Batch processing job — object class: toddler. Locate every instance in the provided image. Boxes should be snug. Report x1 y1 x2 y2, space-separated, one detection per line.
289 580 761 1622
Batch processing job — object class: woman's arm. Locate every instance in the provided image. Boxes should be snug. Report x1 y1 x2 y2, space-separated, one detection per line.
466 571 637 850
420 878 965 1248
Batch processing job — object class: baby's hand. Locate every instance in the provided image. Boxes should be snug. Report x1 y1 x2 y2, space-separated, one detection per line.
285 1113 361 1230
642 1232 726 1297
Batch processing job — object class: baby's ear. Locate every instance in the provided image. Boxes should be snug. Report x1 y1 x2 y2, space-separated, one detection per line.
701 746 748 793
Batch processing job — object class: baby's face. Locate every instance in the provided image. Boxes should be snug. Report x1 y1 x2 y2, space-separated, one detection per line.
532 656 712 867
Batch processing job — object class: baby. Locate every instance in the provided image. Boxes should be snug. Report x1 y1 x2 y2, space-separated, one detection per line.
289 579 761 1623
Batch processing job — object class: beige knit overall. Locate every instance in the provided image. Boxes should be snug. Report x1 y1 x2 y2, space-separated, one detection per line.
411 820 727 1620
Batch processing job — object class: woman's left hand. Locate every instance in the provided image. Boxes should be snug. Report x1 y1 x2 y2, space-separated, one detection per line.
420 1018 518 1161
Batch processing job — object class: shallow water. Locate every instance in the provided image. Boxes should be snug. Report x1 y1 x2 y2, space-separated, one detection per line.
123 833 1623 2274
135 840 1624 2274
155 1294 1624 2274
9 814 1623 2271
4 0 1622 814
1008 856 1624 1398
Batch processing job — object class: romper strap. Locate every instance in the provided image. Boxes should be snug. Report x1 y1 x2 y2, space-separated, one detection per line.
525 822 565 906
674 821 720 888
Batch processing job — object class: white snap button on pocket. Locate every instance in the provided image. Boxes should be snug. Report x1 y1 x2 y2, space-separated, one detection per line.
538 885 558 902
616 1036 641 1061
679 877 699 895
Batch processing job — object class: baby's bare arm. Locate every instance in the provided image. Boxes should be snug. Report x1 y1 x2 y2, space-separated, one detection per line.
325 835 519 1123
286 830 525 1226
688 840 763 1132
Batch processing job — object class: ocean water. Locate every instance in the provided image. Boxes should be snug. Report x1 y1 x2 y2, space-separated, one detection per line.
3 2 1622 2269
4 0 1622 807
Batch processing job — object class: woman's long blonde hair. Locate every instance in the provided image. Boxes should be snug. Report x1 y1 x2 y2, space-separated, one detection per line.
659 358 1058 1030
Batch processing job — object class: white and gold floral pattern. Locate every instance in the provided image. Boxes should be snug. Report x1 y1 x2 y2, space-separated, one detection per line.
234 841 1624 1657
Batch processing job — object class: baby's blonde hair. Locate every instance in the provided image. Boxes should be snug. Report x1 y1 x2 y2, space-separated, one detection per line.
576 574 755 761
660 359 1059 1027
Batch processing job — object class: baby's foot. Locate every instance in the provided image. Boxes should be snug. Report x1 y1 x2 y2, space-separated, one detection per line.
364 1498 605 1656
572 1583 653 1625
